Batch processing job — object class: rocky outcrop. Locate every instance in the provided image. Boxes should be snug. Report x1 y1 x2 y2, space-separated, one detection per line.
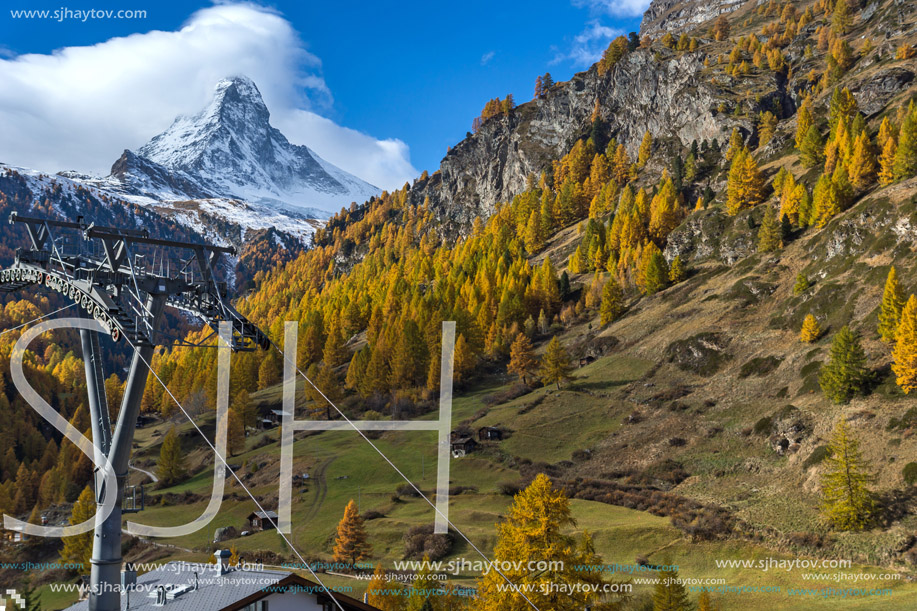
109 149 214 201
413 49 735 237
663 207 758 265
809 179 917 264
640 0 745 38
848 67 915 116
665 332 732 376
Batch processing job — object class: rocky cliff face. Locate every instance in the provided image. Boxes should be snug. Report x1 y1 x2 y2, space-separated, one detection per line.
410 48 742 237
640 0 745 38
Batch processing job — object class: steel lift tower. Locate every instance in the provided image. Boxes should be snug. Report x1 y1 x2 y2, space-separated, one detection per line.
0 213 270 611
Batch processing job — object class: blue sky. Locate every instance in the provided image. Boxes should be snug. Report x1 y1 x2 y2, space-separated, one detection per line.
0 1 645 188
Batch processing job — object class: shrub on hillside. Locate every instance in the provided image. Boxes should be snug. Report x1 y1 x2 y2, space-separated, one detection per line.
395 483 421 498
803 445 829 469
498 481 525 496
903 462 917 486
482 383 532 406
403 524 453 561
887 407 917 431
753 416 773 435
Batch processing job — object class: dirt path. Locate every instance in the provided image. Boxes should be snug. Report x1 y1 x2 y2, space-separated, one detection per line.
129 461 159 483
304 457 335 524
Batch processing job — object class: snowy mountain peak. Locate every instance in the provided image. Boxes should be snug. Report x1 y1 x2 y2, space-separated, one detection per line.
119 75 379 214
139 76 270 171
213 75 265 112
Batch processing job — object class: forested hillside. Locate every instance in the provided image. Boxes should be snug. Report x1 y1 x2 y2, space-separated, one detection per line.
3 0 917 608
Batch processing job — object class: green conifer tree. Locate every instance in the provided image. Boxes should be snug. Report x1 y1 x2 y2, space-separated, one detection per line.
668 255 686 283
642 246 670 295
819 326 869 404
793 272 810 295
757 206 783 252
893 109 917 180
157 427 188 486
800 125 824 167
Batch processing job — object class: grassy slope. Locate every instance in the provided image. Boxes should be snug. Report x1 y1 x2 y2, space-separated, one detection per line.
61 343 915 609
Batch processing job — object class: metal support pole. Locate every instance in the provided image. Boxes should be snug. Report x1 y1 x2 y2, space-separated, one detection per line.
80 315 112 469
89 296 164 611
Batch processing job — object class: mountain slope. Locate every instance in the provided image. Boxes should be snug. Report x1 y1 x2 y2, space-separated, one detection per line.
640 0 745 38
8 0 917 607
405 40 745 237
151 0 917 588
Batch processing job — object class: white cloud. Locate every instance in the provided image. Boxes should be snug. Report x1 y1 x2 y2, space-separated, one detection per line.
275 111 416 192
0 3 416 191
480 51 495 66
552 20 624 67
572 0 652 18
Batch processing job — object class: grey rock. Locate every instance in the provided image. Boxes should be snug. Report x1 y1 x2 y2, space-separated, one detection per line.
665 332 732 376
413 51 734 237
849 67 915 116
663 208 757 265
213 525 238 542
640 0 745 38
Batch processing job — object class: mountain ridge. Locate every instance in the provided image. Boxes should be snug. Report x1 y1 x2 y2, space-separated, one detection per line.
101 76 380 216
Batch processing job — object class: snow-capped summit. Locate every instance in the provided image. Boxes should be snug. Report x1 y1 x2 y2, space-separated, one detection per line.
109 76 380 213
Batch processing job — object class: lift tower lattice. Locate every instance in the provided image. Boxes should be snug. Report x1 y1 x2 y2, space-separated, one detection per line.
0 213 270 611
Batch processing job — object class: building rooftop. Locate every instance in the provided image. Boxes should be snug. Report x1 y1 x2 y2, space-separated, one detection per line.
64 561 377 611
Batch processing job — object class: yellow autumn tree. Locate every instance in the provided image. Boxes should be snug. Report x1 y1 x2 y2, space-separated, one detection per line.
758 111 778 148
812 174 840 228
227 407 246 456
878 266 906 342
726 147 764 215
877 116 896 151
648 172 682 241
476 474 625 610
725 127 744 162
637 131 653 168
452 333 476 384
800 314 821 343
60 486 95 571
795 96 814 149
611 144 631 186
698 591 717 611
779 174 801 224
879 137 898 185
892 294 917 393
820 420 876 531
847 131 876 190
540 337 574 389
332 499 372 566
366 564 404 611
508 333 538 385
